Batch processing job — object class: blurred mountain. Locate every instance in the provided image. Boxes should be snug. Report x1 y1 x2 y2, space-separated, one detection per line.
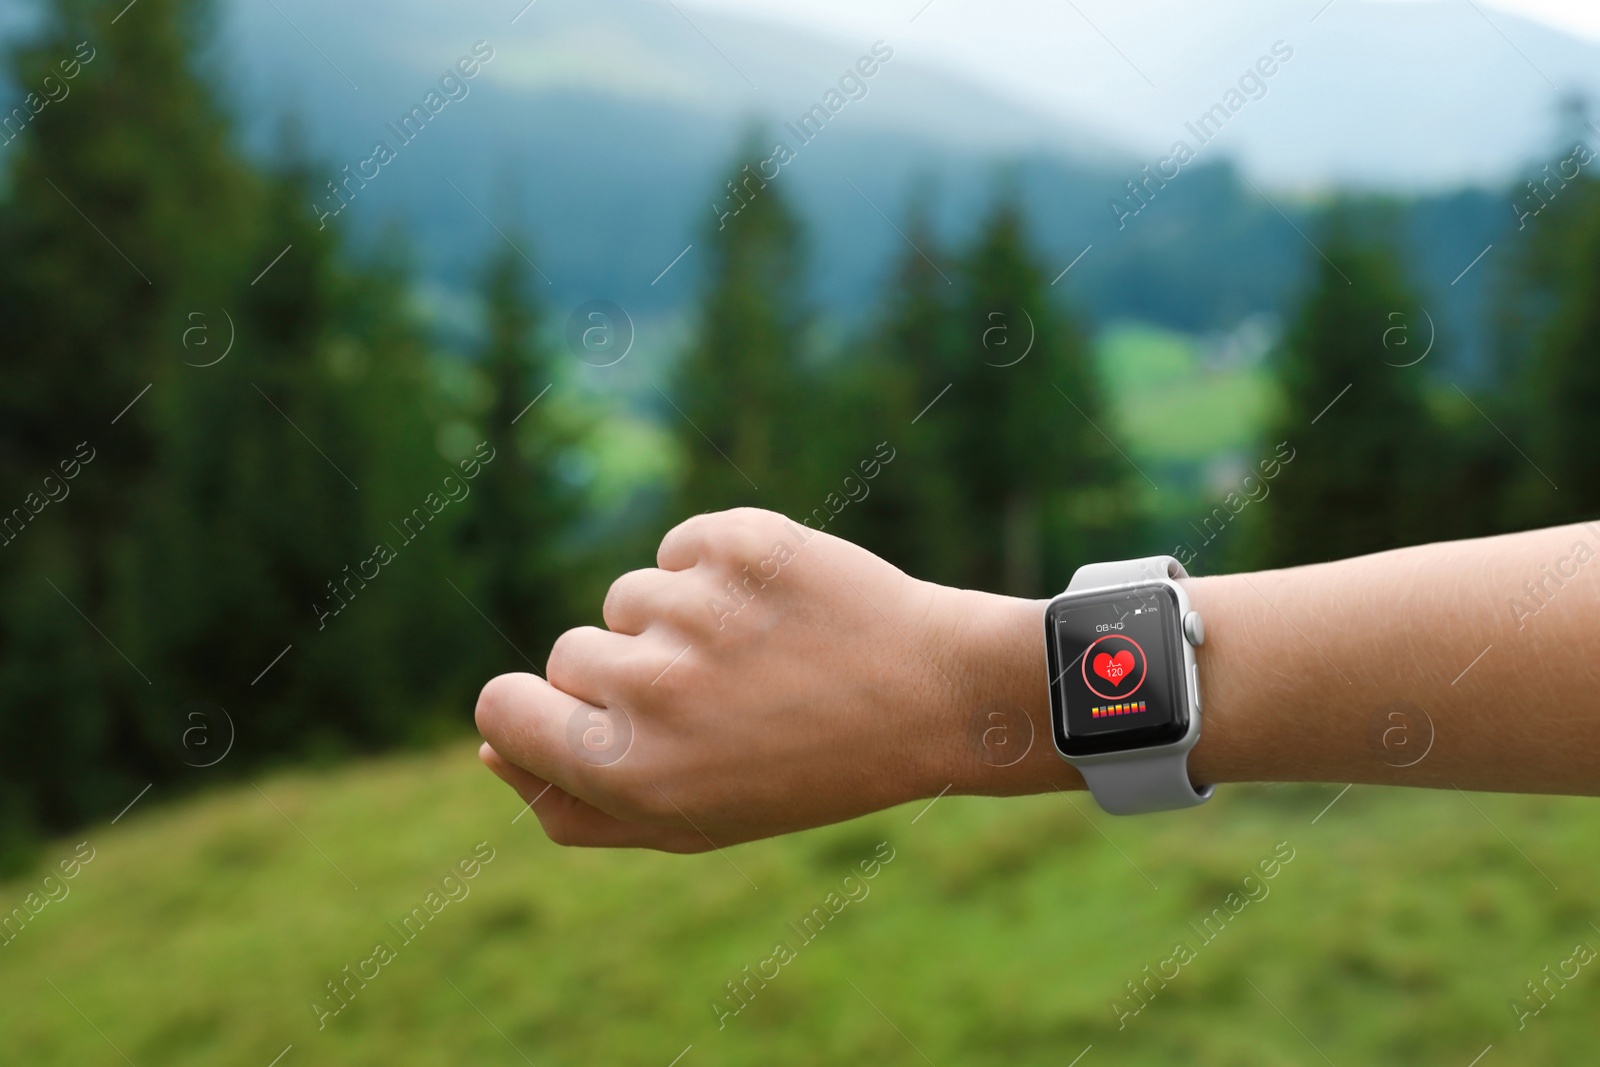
204 0 1130 325
669 0 1600 190
6 0 1577 355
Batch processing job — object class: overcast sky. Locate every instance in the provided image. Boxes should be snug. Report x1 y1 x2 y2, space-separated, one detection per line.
676 0 1600 48
670 0 1600 187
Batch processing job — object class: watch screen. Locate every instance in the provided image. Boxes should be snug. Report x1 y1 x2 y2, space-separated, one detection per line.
1046 583 1190 757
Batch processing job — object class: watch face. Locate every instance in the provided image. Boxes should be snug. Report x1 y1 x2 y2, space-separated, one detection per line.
1046 583 1190 757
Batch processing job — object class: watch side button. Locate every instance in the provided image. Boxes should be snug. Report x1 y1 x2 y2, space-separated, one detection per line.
1189 663 1202 713
1183 610 1205 647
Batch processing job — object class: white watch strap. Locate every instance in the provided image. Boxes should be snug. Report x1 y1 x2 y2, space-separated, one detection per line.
1067 555 1188 590
1078 754 1212 816
1066 555 1211 815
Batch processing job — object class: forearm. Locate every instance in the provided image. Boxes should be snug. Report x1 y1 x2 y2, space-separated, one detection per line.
477 509 1600 852
956 522 1600 798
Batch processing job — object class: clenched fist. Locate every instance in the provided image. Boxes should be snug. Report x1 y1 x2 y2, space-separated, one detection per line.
475 507 1058 850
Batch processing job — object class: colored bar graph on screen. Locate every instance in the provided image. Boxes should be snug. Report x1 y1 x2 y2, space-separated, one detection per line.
1091 701 1147 718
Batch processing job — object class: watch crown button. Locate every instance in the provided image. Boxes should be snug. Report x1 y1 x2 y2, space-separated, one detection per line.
1183 610 1205 647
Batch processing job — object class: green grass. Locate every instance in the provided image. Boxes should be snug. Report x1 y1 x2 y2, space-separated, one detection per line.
2 743 1597 1064
1095 322 1276 462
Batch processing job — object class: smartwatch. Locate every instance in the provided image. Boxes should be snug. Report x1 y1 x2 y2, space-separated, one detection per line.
1044 555 1212 816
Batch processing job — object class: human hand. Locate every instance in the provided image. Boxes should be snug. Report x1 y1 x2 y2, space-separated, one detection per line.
475 507 1050 850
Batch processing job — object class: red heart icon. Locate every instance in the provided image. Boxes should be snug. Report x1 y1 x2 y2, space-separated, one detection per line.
1093 650 1136 686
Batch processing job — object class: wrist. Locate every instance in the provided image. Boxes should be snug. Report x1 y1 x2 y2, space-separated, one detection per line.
1181 574 1249 787
922 572 1261 803
919 585 1084 798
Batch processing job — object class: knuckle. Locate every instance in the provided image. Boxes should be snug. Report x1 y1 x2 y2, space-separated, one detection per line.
658 512 714 567
601 571 641 625
474 672 531 736
545 628 578 677
603 568 671 632
545 626 599 689
725 505 787 535
606 573 714 642
665 508 792 569
705 511 778 564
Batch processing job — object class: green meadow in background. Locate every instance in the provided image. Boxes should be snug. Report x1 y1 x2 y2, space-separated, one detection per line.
2 746 1595 1065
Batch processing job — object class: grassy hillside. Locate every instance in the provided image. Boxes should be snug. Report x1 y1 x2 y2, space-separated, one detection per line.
1 742 1596 1064
1096 322 1276 464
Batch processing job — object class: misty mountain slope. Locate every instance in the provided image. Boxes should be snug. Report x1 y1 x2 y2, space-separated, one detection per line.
0 0 1554 353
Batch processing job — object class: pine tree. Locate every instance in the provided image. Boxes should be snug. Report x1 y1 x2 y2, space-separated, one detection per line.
1502 159 1600 528
462 232 581 665
125 152 340 756
945 186 1125 595
0 0 254 835
1256 208 1449 566
827 186 963 581
0 0 480 846
128 141 473 757
671 134 815 519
